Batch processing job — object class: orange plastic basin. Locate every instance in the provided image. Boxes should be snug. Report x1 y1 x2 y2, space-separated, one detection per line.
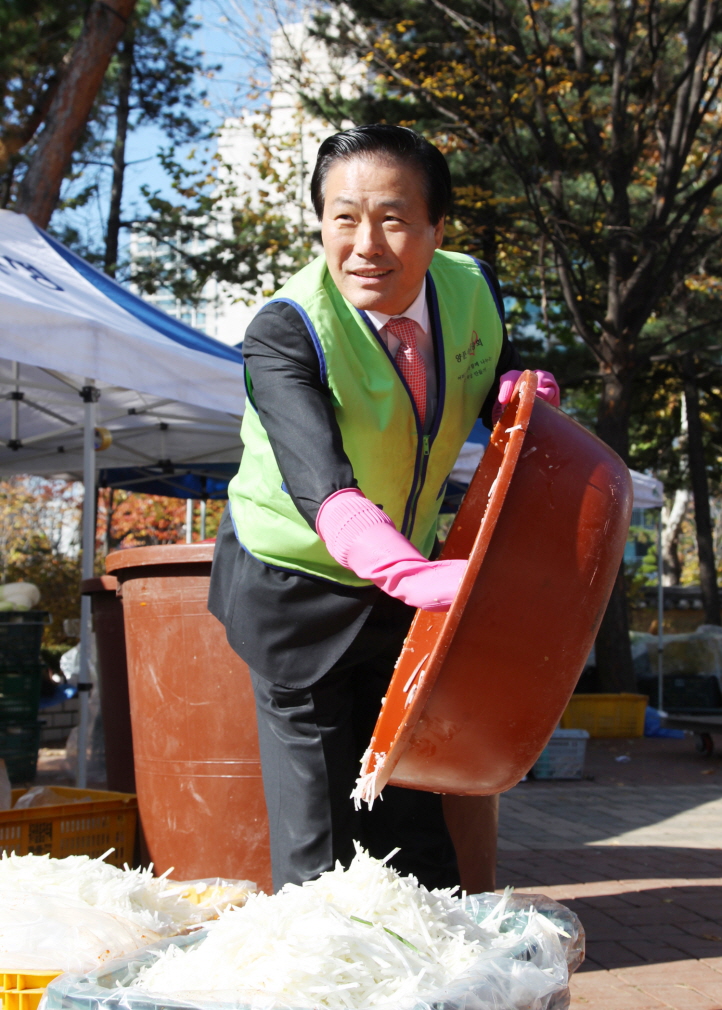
360 371 633 800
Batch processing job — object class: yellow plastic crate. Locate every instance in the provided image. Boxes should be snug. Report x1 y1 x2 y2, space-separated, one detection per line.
2 971 62 1010
561 693 648 738
0 787 137 867
3 988 48 1010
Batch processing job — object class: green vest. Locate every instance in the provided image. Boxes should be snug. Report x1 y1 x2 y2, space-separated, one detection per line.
228 249 504 586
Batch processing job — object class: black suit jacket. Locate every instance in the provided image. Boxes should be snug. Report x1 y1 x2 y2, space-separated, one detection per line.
209 272 522 687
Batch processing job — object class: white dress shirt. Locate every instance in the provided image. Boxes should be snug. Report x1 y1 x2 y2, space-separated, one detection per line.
365 279 437 428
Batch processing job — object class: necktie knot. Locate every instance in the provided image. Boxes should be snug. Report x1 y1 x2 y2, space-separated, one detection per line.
385 317 426 425
386 316 418 346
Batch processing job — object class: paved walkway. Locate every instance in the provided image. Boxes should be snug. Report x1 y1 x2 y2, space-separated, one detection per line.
499 784 722 850
498 775 722 1009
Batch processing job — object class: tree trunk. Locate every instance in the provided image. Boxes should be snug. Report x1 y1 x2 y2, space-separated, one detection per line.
594 368 637 692
15 0 137 229
105 34 134 276
683 368 721 625
595 560 636 691
662 488 689 586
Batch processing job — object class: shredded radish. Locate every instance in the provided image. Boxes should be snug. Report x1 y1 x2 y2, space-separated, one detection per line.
0 851 251 936
134 848 490 1008
351 749 385 810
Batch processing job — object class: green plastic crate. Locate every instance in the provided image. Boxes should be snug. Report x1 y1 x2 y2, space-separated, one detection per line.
0 662 43 723
0 612 49 666
0 721 42 783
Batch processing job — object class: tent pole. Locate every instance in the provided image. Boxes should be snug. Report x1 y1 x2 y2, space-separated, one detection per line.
657 513 664 713
186 498 193 543
76 381 99 788
10 362 20 448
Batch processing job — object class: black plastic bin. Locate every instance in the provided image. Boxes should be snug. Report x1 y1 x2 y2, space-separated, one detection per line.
638 673 722 711
0 721 42 782
0 611 49 664
0 612 49 783
0 661 44 723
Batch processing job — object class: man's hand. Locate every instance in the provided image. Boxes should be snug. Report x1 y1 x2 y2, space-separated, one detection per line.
491 369 560 425
317 488 466 612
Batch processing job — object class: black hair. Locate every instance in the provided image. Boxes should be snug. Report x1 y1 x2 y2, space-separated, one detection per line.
310 124 452 224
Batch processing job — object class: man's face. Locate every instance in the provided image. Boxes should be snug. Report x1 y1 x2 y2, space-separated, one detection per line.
321 155 444 315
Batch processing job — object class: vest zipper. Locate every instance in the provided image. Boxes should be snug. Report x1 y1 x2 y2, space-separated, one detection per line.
399 408 426 538
357 294 446 542
403 433 432 538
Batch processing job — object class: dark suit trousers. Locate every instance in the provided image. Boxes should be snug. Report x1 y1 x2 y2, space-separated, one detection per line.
249 591 460 893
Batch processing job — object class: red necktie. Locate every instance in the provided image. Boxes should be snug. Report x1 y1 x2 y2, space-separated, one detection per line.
386 316 426 426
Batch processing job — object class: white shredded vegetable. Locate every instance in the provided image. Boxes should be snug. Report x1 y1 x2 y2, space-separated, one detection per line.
134 847 489 1009
351 748 385 810
0 851 245 936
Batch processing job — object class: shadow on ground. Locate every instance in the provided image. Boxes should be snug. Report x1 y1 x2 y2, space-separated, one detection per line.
499 782 722 849
498 846 722 971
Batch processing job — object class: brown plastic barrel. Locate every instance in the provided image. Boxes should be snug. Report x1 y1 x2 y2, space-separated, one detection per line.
80 575 135 794
105 544 271 892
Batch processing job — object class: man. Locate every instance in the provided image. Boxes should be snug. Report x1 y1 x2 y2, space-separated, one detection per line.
209 124 559 892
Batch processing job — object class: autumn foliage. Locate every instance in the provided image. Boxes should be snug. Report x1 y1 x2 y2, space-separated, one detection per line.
97 488 225 549
0 478 226 644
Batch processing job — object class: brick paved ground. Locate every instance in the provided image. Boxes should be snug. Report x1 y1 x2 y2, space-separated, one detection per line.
498 739 722 1009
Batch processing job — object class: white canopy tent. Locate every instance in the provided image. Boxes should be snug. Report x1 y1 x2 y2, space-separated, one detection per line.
630 470 664 510
0 210 246 786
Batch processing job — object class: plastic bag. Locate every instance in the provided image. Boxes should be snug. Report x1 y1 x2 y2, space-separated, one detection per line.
41 892 582 1010
644 706 685 739
0 891 161 972
13 786 81 809
63 634 106 785
461 891 585 974
167 879 257 920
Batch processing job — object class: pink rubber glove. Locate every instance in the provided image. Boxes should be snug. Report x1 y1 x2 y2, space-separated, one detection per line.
316 488 466 612
491 369 560 425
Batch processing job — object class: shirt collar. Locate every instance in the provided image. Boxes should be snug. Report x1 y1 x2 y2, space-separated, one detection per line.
365 277 429 335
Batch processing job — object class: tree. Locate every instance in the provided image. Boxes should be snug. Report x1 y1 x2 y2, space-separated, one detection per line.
0 1 86 204
632 248 722 619
313 0 722 689
96 489 225 550
682 354 721 622
15 0 138 227
0 477 84 645
127 111 316 306
103 0 209 275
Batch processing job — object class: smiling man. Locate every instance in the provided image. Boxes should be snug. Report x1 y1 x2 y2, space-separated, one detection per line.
209 125 558 892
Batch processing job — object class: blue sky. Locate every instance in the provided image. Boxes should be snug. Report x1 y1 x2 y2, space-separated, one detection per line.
55 0 269 262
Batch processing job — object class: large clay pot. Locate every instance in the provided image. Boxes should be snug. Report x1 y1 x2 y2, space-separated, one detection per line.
80 575 135 794
359 372 633 800
105 544 271 892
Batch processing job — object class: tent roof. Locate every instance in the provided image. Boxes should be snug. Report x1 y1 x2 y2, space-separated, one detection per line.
451 426 665 511
99 463 238 500
0 210 245 415
0 360 242 480
0 211 246 481
630 469 664 509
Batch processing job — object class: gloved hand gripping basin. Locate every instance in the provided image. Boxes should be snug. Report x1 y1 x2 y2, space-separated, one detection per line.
358 371 633 802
